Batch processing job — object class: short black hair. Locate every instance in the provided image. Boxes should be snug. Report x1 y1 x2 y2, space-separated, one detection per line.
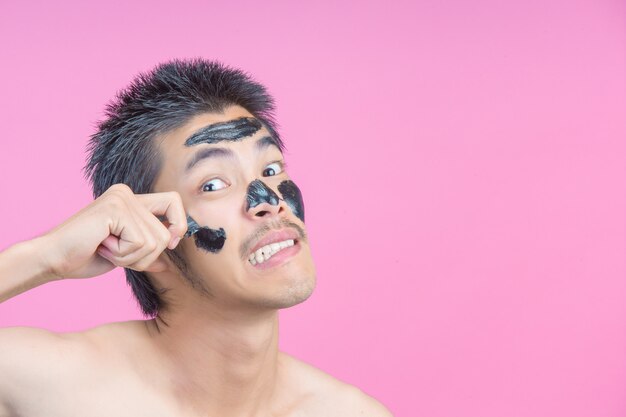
83 58 283 317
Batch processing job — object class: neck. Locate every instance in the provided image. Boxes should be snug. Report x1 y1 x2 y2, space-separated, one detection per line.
146 300 281 416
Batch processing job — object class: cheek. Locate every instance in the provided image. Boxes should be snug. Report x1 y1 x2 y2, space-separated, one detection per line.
278 180 305 222
194 227 226 253
186 215 227 253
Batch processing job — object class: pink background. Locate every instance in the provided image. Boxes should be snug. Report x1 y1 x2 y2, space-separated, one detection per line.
1 1 625 415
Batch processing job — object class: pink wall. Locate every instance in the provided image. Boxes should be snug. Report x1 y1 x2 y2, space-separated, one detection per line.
1 1 625 415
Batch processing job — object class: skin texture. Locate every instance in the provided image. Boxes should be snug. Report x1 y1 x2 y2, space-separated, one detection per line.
0 105 393 417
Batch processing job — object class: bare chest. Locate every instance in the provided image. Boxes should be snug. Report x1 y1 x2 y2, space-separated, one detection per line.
10 372 184 417
9 376 333 417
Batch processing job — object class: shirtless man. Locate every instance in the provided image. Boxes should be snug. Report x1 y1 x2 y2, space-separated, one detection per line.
0 59 392 417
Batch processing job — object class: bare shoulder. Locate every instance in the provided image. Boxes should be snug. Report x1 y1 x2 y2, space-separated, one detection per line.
0 325 95 376
0 320 146 413
79 319 149 352
279 352 394 416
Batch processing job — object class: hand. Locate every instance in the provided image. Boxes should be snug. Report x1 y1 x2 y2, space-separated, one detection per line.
41 184 187 280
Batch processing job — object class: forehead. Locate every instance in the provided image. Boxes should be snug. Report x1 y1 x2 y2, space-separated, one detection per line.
162 105 259 149
153 106 279 191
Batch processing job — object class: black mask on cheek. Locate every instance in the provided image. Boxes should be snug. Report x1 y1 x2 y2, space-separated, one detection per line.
185 215 226 253
278 180 305 223
245 179 280 211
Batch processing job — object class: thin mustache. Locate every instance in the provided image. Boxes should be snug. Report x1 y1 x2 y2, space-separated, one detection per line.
240 219 307 260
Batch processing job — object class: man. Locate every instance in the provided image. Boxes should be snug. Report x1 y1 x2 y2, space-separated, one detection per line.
0 59 392 416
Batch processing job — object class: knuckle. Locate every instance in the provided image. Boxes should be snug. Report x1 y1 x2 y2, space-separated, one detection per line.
118 243 138 256
127 239 143 252
111 256 131 268
112 237 144 257
103 193 127 211
144 240 157 252
157 241 169 254
112 247 129 258
109 183 132 194
159 228 171 245
104 183 134 198
116 252 143 268
168 192 185 214
168 191 182 201
129 257 153 272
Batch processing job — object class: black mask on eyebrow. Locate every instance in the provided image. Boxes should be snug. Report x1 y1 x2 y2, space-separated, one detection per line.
245 179 280 211
184 215 226 253
278 180 305 223
184 117 263 146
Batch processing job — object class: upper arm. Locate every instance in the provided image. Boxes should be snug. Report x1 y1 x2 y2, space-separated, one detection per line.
0 327 90 412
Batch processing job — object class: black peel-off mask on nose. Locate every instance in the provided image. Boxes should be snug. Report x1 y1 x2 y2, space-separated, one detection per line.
278 180 305 222
185 215 226 253
245 179 280 211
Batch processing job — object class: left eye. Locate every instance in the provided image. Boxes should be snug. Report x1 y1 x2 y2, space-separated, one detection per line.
201 178 228 192
263 162 283 177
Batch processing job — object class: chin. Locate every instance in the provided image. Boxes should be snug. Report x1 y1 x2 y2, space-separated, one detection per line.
255 272 317 310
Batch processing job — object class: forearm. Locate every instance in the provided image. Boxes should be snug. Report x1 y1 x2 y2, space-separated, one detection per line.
0 237 57 304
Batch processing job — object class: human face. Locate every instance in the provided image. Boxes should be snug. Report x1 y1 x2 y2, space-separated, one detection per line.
152 106 316 311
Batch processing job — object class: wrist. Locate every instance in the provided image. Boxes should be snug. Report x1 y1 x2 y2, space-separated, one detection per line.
20 236 61 283
0 237 60 304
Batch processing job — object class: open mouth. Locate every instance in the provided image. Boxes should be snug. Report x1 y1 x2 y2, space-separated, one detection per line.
248 238 299 266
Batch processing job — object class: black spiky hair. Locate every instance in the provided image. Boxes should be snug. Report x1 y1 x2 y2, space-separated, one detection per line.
83 58 283 317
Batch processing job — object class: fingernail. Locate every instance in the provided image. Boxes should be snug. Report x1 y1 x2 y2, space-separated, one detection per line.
170 236 181 249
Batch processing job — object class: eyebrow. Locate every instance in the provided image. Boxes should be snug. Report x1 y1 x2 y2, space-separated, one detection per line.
184 136 282 174
184 147 235 174
254 136 283 154
184 117 263 147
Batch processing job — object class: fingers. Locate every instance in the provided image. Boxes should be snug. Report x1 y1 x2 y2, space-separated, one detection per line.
98 184 189 272
137 192 188 248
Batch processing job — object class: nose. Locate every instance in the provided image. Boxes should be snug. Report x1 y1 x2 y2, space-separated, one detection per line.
245 179 287 218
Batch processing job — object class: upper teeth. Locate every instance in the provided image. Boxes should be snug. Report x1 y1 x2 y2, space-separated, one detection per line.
249 239 295 265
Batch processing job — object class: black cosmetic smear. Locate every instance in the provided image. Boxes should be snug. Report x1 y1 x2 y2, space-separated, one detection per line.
184 117 263 146
245 179 280 211
278 180 305 222
184 215 226 253
184 215 201 238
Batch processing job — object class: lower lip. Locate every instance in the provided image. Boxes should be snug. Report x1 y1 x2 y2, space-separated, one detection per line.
249 241 301 270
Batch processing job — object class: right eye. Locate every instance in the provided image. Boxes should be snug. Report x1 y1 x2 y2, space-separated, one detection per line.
201 178 228 192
